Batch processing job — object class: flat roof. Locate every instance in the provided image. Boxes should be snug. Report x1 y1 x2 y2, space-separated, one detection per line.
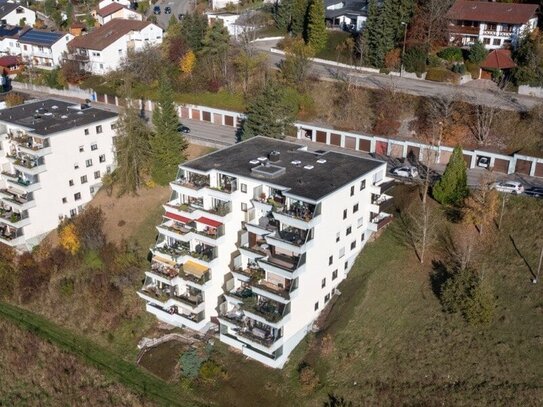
182 137 384 201
0 99 117 136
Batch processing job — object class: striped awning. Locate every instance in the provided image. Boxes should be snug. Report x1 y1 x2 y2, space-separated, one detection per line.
165 212 191 224
196 216 222 228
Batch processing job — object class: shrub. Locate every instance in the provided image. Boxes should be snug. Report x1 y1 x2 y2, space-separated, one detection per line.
403 46 427 74
180 349 203 379
425 68 461 84
432 145 468 206
437 47 463 62
427 54 444 68
468 41 488 64
58 277 75 297
451 63 466 75
298 363 320 393
198 360 227 382
5 92 24 107
465 61 480 79
83 250 104 270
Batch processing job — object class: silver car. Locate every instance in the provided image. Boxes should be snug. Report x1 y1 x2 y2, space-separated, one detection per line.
493 181 524 194
392 165 419 178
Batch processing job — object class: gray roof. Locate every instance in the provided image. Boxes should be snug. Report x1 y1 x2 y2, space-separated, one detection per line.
325 0 368 19
182 137 384 202
0 99 118 136
0 1 18 19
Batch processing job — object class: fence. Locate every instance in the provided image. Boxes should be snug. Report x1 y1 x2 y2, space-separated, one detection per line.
12 82 94 100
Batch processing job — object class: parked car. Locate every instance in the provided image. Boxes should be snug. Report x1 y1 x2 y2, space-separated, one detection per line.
392 165 419 178
153 5 160 14
177 124 190 134
524 186 543 198
477 156 490 169
165 6 171 14
492 181 524 194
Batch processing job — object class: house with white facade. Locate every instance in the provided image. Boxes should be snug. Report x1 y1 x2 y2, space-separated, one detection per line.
206 12 257 38
0 99 118 250
66 19 163 75
0 25 24 55
18 29 73 69
92 2 142 26
137 137 393 368
98 0 132 9
446 0 538 49
0 0 36 27
325 0 369 32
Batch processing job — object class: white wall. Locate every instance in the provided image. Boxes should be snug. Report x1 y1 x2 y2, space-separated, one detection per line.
98 0 131 9
3 6 36 27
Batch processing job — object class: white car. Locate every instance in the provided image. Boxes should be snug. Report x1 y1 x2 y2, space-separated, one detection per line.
493 181 524 194
392 165 419 178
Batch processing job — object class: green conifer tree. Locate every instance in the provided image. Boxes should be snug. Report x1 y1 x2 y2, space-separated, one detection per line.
432 145 469 205
150 77 188 186
291 0 309 36
181 12 208 51
306 0 327 53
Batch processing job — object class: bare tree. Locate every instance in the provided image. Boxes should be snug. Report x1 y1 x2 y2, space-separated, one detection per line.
420 0 454 46
470 103 497 145
464 173 499 235
405 200 440 264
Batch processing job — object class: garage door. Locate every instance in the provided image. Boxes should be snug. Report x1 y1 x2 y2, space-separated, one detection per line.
493 158 509 173
316 131 327 143
344 136 356 150
358 138 371 152
440 150 452 165
535 162 543 178
330 133 341 146
376 141 388 155
407 146 420 162
202 111 211 122
515 159 532 175
390 143 404 158
224 115 234 126
463 154 473 167
192 109 200 120
181 107 190 119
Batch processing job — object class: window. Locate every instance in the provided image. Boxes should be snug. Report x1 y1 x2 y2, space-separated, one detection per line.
91 143 98 151
68 179 74 186
321 278 326 288
111 123 117 130
324 293 331 303
344 261 348 270
339 247 345 258
351 241 356 250
74 163 79 170
360 179 366 190
96 125 102 134
62 197 67 204
94 170 100 179
353 203 359 213
314 302 319 311
332 269 338 280
357 216 364 228
241 183 247 193
493 38 501 46
336 232 340 243
69 209 76 217
86 159 93 167
350 185 354 196
361 233 365 242
84 128 89 135
346 226 352 236
80 175 87 184
99 154 106 163
328 255 333 265
79 145 84 153
74 192 81 201
99 63 103 69
241 202 247 211
343 209 347 220
90 186 95 194
483 38 491 45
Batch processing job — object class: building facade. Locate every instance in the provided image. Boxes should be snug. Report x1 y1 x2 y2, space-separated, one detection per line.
0 99 118 249
18 29 74 69
0 1 36 27
446 0 538 49
138 137 393 368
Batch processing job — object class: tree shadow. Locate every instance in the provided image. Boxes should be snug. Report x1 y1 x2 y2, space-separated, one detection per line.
443 205 464 223
509 235 536 280
430 259 451 300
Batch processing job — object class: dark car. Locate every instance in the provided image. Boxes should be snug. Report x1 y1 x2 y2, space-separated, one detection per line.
524 187 543 198
153 5 160 14
165 6 172 14
177 124 190 134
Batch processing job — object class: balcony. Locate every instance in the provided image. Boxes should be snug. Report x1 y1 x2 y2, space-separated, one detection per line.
0 223 24 246
165 200 232 220
241 296 289 325
0 189 36 210
0 206 30 228
10 135 52 157
448 25 480 35
7 155 46 175
67 52 89 61
368 212 393 232
7 176 41 193
219 309 283 351
151 243 189 263
251 279 293 303
171 173 210 191
237 326 282 349
146 257 180 284
145 303 206 331
257 252 306 279
231 261 264 282
179 260 211 287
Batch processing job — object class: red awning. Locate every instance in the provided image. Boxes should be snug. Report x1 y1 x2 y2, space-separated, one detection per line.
196 216 222 228
164 212 191 224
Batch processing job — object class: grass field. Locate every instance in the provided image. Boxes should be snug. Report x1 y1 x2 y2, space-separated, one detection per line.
315 31 354 64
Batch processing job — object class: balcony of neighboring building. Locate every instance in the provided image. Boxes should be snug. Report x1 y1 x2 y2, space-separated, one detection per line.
2 171 41 194
6 152 46 175
156 211 225 246
8 133 52 157
171 171 210 196
0 203 30 228
151 236 218 266
240 294 290 327
138 277 205 314
207 173 238 200
0 188 36 211
0 222 24 246
145 302 207 331
368 211 393 232
164 195 232 223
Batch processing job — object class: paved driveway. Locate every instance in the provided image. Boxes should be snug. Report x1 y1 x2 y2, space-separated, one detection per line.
151 0 193 29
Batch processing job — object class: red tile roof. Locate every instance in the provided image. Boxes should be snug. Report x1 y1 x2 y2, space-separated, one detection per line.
446 0 538 25
0 55 20 67
96 2 125 17
481 49 517 70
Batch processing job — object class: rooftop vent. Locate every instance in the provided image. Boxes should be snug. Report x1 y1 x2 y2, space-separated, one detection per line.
291 160 302 166
249 159 260 165
44 112 52 116
316 159 327 164
60 115 68 119
51 105 58 110
269 150 280 162
257 156 267 162
76 111 84 115
304 165 314 170
251 163 286 178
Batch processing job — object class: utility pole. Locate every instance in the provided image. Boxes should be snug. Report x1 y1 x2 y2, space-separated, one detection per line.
534 246 543 284
400 22 408 77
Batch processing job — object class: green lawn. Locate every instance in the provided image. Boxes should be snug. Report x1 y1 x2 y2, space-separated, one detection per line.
315 31 353 64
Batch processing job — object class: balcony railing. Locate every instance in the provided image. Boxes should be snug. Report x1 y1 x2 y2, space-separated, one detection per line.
237 328 281 348
241 296 288 323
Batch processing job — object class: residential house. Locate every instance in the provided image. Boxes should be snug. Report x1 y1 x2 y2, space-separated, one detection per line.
446 0 538 49
0 54 21 74
0 24 24 55
69 21 87 37
18 29 73 69
138 137 393 368
0 0 36 27
92 3 142 26
479 49 517 80
325 0 369 32
0 99 118 250
206 12 257 38
66 19 163 75
98 0 132 9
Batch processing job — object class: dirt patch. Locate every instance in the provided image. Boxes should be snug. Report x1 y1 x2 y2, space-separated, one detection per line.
138 340 187 382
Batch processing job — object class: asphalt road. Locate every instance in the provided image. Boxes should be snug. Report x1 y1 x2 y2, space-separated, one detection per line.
151 0 193 29
252 40 542 112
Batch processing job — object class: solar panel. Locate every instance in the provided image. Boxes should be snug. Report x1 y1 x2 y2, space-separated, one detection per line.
20 30 63 46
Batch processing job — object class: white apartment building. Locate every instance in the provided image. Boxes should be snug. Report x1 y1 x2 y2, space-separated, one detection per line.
0 0 36 27
446 0 538 50
66 19 163 75
0 99 118 250
138 137 393 368
18 29 74 69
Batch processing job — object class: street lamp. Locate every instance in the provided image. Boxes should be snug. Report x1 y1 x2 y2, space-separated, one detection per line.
400 22 408 77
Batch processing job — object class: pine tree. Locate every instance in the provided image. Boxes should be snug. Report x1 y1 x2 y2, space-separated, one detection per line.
242 81 297 140
150 77 188 186
275 0 293 32
114 101 152 196
201 21 230 82
291 0 309 36
432 145 469 206
306 0 327 53
181 12 208 52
